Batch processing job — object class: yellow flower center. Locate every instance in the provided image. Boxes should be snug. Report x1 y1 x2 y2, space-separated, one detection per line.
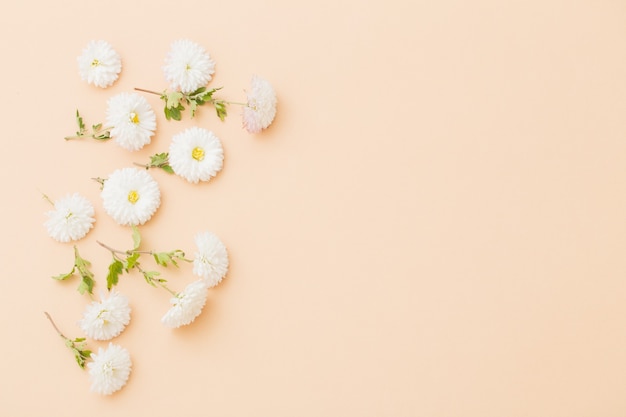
128 190 140 204
129 112 140 124
185 63 192 71
191 147 205 161
91 58 100 67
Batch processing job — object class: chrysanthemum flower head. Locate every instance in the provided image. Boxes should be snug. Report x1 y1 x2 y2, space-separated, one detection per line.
78 289 131 341
163 39 215 94
242 75 277 134
161 280 209 328
106 93 157 151
88 343 132 395
77 40 122 88
168 127 224 184
44 193 95 243
101 168 161 226
193 231 229 287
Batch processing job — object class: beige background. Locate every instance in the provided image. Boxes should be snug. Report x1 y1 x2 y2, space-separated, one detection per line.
1 0 625 415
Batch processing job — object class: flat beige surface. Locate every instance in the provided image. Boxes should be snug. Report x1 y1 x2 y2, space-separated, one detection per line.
1 0 626 415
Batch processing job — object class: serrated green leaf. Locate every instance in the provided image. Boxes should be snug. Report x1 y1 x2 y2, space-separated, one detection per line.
189 100 198 118
165 91 184 109
215 101 227 121
76 110 85 135
93 131 111 140
125 252 140 271
52 267 75 281
161 165 174 174
190 86 206 96
132 225 141 250
153 252 171 267
77 274 95 295
169 107 182 121
142 270 162 287
107 259 124 290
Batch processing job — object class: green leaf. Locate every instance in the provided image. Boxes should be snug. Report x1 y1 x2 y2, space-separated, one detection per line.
76 110 86 135
165 91 184 109
77 275 95 295
142 270 162 287
189 100 198 118
52 267 75 281
73 246 95 295
131 225 141 250
161 164 174 174
149 152 169 167
214 101 227 121
125 252 140 270
92 123 102 131
106 259 124 290
153 252 171 267
93 131 111 140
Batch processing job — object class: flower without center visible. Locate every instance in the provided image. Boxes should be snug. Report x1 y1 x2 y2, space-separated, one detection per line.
127 190 140 204
129 112 140 124
191 147 205 161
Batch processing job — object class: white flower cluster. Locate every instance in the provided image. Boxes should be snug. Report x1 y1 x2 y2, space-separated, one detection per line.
46 36 272 396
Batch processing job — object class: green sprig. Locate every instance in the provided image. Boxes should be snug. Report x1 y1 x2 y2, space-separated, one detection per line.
45 312 92 369
52 246 95 295
135 152 174 174
97 226 190 291
135 87 227 121
65 110 111 141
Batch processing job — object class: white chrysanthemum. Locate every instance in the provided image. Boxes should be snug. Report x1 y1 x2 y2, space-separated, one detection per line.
161 280 209 328
44 193 95 243
242 75 277 133
106 93 157 151
193 231 229 287
78 289 131 341
88 343 132 395
77 40 122 88
168 127 224 183
101 168 161 226
163 39 215 94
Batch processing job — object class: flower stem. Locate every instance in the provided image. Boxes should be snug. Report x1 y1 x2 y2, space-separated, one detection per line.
41 193 54 206
221 100 248 106
134 87 162 96
44 312 67 340
96 240 152 256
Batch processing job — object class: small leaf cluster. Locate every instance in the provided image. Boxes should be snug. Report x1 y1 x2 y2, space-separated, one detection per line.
104 226 190 290
65 110 111 141
65 337 92 369
53 246 95 295
161 87 227 121
142 152 174 174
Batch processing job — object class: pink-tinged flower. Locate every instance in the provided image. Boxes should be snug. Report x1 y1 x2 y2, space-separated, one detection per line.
242 75 277 133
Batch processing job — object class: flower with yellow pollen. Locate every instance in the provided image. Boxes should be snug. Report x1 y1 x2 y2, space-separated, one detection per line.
168 127 224 184
101 168 161 226
77 40 122 88
106 92 157 151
